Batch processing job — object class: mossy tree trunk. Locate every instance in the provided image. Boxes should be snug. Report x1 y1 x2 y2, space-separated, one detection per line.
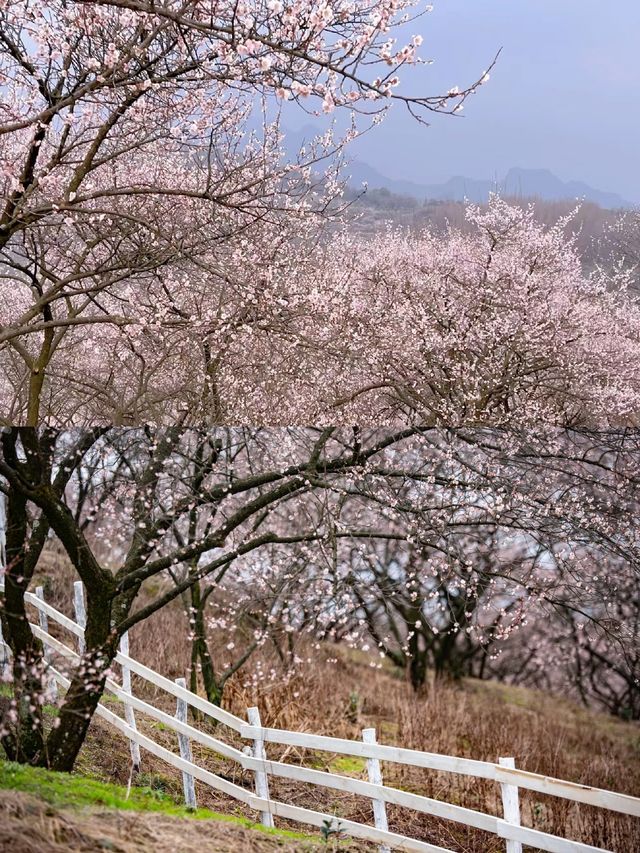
0 428 125 771
41 614 119 771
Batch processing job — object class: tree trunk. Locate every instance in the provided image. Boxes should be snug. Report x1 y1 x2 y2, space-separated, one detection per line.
1 428 127 771
189 582 223 707
26 311 54 426
40 643 117 770
433 633 466 681
0 486 46 763
408 624 428 690
41 584 121 771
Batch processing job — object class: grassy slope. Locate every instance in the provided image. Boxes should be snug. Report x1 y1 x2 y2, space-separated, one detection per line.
0 761 355 852
0 759 255 822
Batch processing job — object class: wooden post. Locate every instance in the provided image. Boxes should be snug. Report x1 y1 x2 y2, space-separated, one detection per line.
175 677 197 809
0 577 8 681
0 620 10 681
73 580 86 655
362 728 390 853
0 502 6 680
499 757 522 853
119 632 141 771
247 706 274 828
35 586 58 702
0 492 6 570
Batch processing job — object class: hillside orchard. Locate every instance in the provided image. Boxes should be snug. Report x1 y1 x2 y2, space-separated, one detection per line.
1 425 639 771
0 0 639 786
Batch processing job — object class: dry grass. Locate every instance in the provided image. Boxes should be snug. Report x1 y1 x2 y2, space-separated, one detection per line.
78 607 640 853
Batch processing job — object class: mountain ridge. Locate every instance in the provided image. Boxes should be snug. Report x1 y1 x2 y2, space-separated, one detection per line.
282 124 633 209
345 161 633 209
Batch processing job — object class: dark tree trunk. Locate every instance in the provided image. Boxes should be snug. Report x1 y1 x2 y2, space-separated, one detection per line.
39 580 120 771
40 643 117 771
407 621 428 690
0 483 46 763
189 582 223 707
1 428 145 771
433 632 464 681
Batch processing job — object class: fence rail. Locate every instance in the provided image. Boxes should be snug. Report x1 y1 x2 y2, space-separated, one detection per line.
0 581 638 853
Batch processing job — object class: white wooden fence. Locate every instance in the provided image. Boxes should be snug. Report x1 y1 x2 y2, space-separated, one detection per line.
1 581 639 853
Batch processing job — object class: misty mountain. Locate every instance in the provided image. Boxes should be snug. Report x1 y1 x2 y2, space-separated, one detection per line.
345 162 632 209
282 123 632 209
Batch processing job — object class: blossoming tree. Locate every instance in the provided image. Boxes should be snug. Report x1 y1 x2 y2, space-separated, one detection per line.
0 0 491 424
2 425 638 768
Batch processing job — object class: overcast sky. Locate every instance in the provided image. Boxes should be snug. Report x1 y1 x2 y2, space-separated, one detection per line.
287 1 640 202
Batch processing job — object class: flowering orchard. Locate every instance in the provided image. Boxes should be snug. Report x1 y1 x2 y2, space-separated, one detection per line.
1 6 635 427
0 0 493 425
309 200 640 427
3 190 640 424
0 0 639 804
1 426 638 772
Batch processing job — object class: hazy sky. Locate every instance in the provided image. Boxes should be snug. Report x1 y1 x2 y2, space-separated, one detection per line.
287 1 640 202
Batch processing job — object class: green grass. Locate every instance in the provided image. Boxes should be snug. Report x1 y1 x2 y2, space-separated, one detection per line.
0 760 310 841
330 756 366 775
0 683 59 717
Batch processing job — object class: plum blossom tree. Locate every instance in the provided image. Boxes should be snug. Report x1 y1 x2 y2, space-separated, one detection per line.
337 535 523 688
487 555 640 720
0 425 423 768
171 545 318 706
0 0 492 425
248 428 640 696
4 191 639 425
1 163 344 425
305 198 640 426
1 425 639 767
335 528 640 702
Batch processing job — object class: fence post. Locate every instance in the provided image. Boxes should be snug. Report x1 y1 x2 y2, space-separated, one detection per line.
119 631 141 772
362 728 390 853
247 706 274 828
0 618 10 681
73 580 86 655
499 756 522 853
175 677 197 809
35 586 58 703
0 512 8 681
0 491 6 569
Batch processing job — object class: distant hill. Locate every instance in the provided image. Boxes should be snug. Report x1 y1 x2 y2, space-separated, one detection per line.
345 162 633 210
282 123 633 209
